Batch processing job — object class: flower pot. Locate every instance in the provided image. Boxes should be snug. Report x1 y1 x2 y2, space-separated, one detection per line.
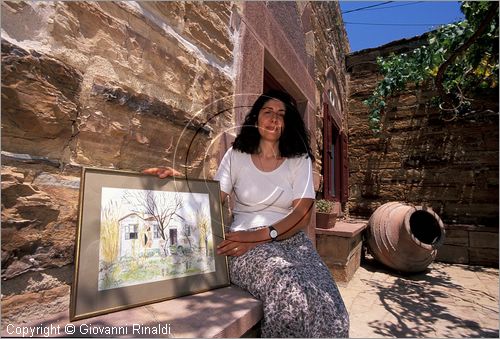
316 212 337 229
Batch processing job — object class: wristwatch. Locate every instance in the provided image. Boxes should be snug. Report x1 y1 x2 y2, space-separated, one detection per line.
269 225 278 241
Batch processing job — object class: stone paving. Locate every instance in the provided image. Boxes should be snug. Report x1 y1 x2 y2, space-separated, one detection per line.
337 257 499 338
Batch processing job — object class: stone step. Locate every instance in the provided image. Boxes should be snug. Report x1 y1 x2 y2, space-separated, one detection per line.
316 219 368 238
316 219 368 283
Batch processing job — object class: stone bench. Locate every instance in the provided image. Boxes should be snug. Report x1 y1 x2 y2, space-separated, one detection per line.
316 220 368 284
2 286 263 338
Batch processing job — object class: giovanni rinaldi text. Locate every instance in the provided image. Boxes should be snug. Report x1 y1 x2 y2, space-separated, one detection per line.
6 323 172 337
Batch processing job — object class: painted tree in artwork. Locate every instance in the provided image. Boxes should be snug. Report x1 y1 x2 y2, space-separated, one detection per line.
100 200 120 263
125 190 182 256
196 208 211 257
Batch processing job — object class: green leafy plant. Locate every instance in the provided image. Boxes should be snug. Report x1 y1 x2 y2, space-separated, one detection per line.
316 199 334 214
364 1 499 133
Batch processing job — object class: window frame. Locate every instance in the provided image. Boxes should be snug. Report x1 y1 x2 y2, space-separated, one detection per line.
322 104 348 203
125 224 138 240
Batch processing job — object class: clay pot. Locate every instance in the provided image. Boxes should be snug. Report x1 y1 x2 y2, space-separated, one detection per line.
316 212 337 229
366 202 445 273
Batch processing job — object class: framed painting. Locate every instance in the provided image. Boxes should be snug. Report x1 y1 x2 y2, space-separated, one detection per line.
70 167 229 321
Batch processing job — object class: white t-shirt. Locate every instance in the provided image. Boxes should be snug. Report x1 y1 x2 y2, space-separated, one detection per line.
214 147 315 231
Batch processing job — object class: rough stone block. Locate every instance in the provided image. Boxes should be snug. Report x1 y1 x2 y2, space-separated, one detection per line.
317 234 352 264
316 222 365 283
1 40 81 160
469 248 499 267
328 243 363 283
443 229 469 247
469 232 499 249
1 163 79 280
435 245 469 264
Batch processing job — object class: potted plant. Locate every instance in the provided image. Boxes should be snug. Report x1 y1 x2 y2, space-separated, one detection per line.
315 199 337 229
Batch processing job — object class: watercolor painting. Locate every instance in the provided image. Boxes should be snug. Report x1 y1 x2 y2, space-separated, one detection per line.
98 187 215 291
71 168 229 321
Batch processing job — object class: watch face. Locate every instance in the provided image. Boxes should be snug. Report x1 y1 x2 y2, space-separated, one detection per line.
270 229 278 238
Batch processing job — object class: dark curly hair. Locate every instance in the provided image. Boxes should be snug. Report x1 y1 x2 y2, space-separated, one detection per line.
232 90 315 162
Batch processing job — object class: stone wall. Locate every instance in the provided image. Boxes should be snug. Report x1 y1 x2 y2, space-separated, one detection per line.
436 225 499 266
346 36 499 265
309 2 350 214
1 1 234 174
1 0 349 327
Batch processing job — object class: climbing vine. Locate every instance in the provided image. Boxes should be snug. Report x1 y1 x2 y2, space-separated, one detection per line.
364 1 499 133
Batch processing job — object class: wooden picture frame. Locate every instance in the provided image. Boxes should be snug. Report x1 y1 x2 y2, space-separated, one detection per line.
70 167 229 321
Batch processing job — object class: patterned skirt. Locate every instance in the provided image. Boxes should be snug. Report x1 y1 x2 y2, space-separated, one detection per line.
229 231 349 338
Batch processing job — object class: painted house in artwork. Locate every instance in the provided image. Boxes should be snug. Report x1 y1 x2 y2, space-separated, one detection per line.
117 212 196 258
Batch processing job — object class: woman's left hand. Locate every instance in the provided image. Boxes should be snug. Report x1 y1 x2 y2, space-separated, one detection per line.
216 230 263 257
216 239 255 257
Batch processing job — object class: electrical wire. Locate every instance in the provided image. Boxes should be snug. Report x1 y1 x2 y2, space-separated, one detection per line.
341 1 393 14
343 1 424 14
343 21 454 27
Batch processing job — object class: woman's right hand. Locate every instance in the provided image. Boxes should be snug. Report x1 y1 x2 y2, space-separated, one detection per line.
142 167 181 178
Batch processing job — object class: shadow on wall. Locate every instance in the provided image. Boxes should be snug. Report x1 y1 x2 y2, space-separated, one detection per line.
351 87 499 227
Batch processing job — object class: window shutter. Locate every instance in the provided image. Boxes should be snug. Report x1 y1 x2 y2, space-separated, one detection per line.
341 132 349 203
322 103 331 199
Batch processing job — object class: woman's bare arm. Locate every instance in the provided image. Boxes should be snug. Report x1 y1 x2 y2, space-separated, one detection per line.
220 191 228 204
274 198 314 239
142 167 182 178
217 198 314 256
144 167 229 208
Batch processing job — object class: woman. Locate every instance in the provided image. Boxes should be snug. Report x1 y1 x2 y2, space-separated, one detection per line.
145 90 349 337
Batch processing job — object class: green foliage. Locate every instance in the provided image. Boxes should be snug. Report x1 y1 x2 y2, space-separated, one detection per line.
316 199 334 213
363 1 498 132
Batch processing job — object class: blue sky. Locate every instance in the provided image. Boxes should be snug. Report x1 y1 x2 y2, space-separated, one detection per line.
339 1 465 52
